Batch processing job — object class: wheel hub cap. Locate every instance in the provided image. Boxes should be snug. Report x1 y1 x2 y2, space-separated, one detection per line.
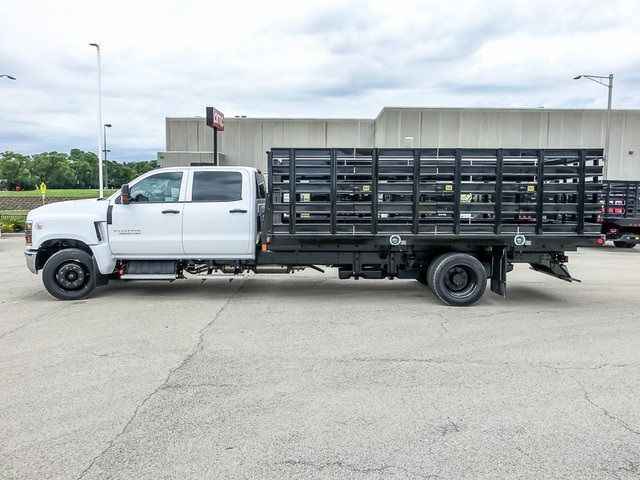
445 266 471 292
55 263 86 291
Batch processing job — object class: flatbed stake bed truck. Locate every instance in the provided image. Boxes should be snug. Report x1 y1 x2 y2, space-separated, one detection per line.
602 180 640 248
25 148 606 306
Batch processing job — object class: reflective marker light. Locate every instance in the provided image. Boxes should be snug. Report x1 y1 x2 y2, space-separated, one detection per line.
25 220 33 246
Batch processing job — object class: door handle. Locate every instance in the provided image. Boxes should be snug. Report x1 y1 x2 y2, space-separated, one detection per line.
229 209 247 213
162 209 180 214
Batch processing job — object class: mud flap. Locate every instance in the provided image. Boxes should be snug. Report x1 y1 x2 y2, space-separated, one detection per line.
490 246 507 297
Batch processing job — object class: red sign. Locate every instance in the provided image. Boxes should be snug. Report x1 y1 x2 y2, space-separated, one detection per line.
206 107 224 131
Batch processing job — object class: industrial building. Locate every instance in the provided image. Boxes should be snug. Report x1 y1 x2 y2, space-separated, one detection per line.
158 107 640 179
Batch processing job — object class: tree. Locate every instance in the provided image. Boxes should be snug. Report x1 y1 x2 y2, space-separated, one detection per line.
68 149 99 188
1 149 158 190
0 152 36 189
30 152 75 188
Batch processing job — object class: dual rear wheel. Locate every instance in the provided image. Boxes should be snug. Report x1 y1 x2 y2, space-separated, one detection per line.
420 253 487 307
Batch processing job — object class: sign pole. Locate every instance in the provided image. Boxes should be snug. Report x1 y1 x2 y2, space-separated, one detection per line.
214 127 218 165
206 106 224 166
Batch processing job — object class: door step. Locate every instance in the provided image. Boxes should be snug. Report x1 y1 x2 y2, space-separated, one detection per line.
120 273 179 280
120 261 179 280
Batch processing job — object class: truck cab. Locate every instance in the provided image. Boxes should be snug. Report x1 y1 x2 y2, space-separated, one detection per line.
25 167 266 299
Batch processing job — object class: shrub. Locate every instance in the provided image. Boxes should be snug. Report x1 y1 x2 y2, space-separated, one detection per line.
0 220 24 233
0 222 15 233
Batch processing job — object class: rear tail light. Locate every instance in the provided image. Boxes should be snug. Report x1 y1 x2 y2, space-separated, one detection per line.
596 236 606 246
25 220 33 246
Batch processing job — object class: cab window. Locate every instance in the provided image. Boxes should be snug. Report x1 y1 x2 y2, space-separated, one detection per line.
192 171 242 202
129 172 183 203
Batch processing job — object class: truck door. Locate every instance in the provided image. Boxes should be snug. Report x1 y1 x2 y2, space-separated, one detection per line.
108 171 186 256
182 170 254 258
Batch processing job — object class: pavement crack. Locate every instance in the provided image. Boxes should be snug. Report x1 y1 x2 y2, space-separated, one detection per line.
160 382 237 390
581 388 640 437
279 459 439 479
75 278 247 480
0 303 69 340
341 357 638 372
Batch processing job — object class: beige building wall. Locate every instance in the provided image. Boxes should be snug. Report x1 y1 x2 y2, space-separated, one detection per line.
375 108 640 179
159 107 640 179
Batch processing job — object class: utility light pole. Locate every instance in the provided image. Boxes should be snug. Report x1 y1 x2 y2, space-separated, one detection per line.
104 123 112 188
574 73 614 177
89 43 104 197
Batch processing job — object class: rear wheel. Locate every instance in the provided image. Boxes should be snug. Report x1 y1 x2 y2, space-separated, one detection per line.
427 253 487 307
614 241 636 249
42 248 96 300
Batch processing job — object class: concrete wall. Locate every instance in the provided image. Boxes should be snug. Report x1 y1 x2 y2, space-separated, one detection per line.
219 118 374 169
160 117 373 171
159 107 640 179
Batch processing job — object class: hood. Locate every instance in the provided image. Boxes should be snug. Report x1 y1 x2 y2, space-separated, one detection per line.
27 198 111 221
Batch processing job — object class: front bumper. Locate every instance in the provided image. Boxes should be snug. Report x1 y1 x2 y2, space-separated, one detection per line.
25 250 38 274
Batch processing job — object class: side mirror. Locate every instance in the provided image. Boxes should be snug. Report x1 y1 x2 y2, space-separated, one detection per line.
121 184 131 204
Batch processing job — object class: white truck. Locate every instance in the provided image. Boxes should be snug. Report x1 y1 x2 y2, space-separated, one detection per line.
25 148 606 306
25 166 267 299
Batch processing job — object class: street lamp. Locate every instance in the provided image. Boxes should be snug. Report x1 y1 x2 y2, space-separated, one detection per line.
89 43 105 198
0 74 16 80
574 73 614 176
103 123 112 187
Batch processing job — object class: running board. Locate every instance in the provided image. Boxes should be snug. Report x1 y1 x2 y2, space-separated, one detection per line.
120 273 178 280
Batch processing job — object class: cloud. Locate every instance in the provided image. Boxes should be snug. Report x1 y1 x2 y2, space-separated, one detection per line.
0 0 638 160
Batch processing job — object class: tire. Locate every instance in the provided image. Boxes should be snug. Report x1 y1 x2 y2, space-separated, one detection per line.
613 241 636 249
42 248 96 300
427 253 487 307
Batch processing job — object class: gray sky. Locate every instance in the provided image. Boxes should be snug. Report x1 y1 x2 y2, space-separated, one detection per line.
1 0 639 161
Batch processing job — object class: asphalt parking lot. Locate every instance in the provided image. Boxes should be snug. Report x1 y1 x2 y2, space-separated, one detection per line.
1 235 640 479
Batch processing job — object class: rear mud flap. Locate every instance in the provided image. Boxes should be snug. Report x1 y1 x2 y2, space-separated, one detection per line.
490 246 507 297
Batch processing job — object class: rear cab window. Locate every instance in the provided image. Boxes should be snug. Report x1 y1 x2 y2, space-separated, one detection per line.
256 172 267 199
191 171 243 202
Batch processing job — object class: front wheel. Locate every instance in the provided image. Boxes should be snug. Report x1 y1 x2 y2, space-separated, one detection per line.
427 253 487 307
614 241 636 249
42 248 96 300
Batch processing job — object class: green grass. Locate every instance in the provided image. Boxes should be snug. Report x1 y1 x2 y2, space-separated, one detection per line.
0 189 117 198
0 210 28 216
0 210 29 219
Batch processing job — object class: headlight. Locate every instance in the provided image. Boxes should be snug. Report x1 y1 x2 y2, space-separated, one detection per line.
25 220 33 246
